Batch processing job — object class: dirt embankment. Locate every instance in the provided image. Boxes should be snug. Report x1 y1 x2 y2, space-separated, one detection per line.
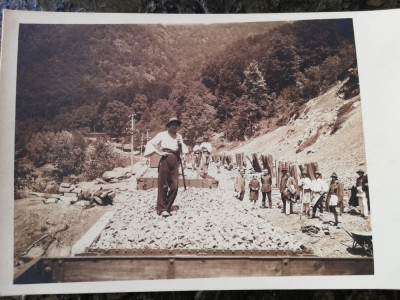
224 82 367 189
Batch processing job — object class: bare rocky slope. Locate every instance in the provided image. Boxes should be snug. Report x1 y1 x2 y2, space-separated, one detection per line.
224 81 367 189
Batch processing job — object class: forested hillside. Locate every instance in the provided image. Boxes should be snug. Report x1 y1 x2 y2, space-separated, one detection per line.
16 19 358 152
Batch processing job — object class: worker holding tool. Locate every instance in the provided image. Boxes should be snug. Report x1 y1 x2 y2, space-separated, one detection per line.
144 117 188 217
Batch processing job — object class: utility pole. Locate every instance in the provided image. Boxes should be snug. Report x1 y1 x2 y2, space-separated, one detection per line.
130 113 136 173
140 133 144 156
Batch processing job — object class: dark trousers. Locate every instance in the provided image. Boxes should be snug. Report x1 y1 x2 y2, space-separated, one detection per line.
157 154 179 215
312 194 325 216
262 191 272 207
281 192 293 213
238 190 245 201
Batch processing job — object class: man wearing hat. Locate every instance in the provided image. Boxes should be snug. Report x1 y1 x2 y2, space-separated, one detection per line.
144 117 188 217
327 173 340 226
192 139 202 172
234 169 246 201
311 171 329 218
199 136 212 177
298 171 312 216
279 169 290 213
261 169 272 208
356 169 369 219
249 175 260 208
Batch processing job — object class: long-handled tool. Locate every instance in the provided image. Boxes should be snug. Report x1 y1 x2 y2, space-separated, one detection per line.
179 157 187 190
177 141 187 190
300 186 304 220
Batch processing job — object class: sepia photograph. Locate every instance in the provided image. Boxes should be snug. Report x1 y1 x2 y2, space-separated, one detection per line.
8 16 378 284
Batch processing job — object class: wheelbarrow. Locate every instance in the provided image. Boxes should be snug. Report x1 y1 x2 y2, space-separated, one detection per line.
343 228 373 256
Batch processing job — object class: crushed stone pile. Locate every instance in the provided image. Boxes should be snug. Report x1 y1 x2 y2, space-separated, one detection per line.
91 187 303 251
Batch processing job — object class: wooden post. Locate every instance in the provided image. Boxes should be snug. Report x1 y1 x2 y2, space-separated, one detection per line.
130 114 135 173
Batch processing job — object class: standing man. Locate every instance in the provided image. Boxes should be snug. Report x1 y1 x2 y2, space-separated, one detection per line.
249 175 260 208
234 169 246 201
199 136 212 177
286 171 296 215
327 172 340 226
298 171 312 216
279 169 289 213
192 139 201 173
261 169 272 208
311 171 329 218
144 117 188 217
356 169 369 219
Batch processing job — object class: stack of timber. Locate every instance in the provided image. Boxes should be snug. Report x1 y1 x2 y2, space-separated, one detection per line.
299 162 319 180
277 161 300 191
29 182 115 206
235 153 245 169
251 153 263 173
260 154 275 177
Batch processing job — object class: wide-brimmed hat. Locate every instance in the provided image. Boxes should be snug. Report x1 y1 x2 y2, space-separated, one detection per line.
166 117 182 127
281 169 288 172
301 171 309 176
315 171 321 176
239 169 245 173
202 136 210 141
331 172 338 178
356 169 365 174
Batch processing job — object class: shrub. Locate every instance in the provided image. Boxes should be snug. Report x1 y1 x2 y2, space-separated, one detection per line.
82 137 120 181
50 131 87 176
25 132 55 167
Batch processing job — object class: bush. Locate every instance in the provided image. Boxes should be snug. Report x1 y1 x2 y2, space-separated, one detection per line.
82 137 120 181
14 159 36 199
25 131 55 167
50 131 87 176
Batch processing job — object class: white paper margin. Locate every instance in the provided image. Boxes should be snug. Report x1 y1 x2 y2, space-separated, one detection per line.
1 9 400 295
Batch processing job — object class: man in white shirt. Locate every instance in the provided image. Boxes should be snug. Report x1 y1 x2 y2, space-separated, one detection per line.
298 171 312 216
192 139 201 171
144 117 188 217
311 171 329 218
199 136 212 177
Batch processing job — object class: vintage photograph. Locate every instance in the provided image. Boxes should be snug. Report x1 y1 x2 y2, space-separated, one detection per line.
13 18 374 283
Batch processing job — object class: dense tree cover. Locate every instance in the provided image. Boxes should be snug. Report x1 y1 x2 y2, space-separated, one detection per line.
16 19 358 151
25 131 87 175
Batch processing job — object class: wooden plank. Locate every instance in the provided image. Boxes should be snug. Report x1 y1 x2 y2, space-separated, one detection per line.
307 163 315 181
338 182 345 214
137 177 218 190
15 256 374 283
71 211 116 255
252 153 262 173
29 192 61 199
290 164 299 187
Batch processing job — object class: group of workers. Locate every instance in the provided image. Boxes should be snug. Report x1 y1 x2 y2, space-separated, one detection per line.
234 167 370 226
144 116 370 224
191 137 212 177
